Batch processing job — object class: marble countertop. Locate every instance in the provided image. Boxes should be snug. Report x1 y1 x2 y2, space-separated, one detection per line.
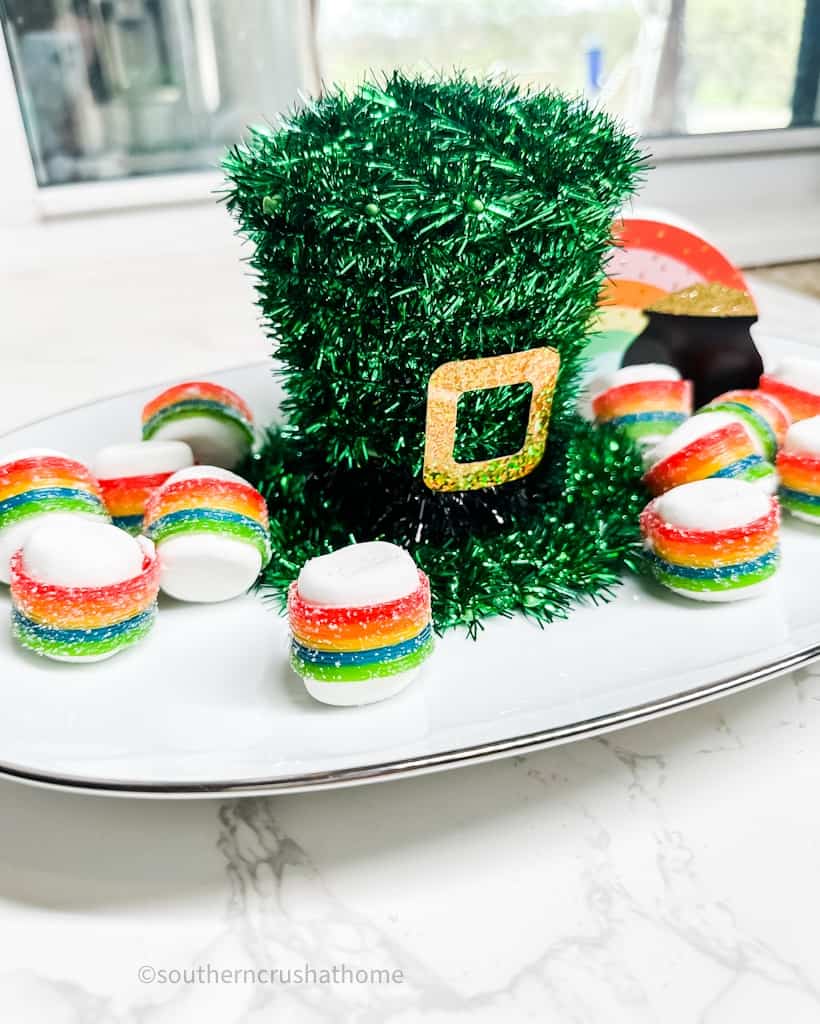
2 249 820 1023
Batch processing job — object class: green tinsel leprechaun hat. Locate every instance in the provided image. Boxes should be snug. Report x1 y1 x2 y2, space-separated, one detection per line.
223 72 649 634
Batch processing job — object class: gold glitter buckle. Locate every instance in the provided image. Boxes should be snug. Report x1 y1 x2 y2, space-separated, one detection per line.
423 347 560 492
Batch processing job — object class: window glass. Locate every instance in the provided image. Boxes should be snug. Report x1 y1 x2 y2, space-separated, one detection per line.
318 0 820 137
0 0 312 185
2 0 818 189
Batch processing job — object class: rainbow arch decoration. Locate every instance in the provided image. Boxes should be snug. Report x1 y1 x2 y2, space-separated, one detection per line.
588 217 754 358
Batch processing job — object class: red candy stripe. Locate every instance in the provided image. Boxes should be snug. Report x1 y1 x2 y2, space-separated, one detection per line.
776 450 820 474
759 376 820 423
99 471 172 497
0 455 101 492
643 422 751 496
592 379 692 419
640 499 779 546
288 570 431 630
10 543 160 627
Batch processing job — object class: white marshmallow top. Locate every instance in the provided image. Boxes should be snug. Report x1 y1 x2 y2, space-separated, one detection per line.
655 478 770 532
162 464 249 488
783 415 820 457
93 440 193 480
768 357 820 396
1 447 69 468
646 411 736 468
21 520 146 587
297 541 420 608
590 363 681 399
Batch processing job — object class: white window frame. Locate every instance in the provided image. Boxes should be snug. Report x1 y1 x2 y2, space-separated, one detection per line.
1 17 818 270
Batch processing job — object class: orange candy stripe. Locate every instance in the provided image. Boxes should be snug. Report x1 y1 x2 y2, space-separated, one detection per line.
143 478 269 527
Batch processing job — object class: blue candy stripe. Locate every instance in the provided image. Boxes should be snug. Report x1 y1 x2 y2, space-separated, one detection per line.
609 411 687 427
780 486 820 507
112 513 144 532
0 486 105 517
292 624 433 667
12 605 156 644
145 507 271 559
712 455 771 479
647 548 779 581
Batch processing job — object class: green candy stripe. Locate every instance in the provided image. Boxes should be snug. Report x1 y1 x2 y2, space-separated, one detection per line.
780 493 820 519
13 611 156 658
292 637 434 682
148 513 271 562
652 561 778 594
0 494 109 531
739 461 776 483
143 401 253 444
622 419 681 442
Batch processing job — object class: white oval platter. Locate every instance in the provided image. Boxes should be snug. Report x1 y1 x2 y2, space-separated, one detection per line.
0 336 819 797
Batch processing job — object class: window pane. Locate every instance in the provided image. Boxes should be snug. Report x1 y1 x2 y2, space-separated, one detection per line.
0 0 311 185
317 0 820 137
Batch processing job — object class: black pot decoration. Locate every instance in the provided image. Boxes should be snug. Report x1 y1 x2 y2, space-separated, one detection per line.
621 284 763 408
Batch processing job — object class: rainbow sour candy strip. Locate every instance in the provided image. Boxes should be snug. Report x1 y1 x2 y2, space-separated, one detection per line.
0 454 109 531
644 422 773 496
288 571 432 652
143 477 271 562
12 606 156 658
142 382 254 444
640 500 780 595
145 508 271 561
9 540 160 659
288 569 434 683
0 455 103 498
777 450 820 520
291 632 434 682
699 390 790 461
759 376 820 423
98 471 174 534
645 550 780 595
592 379 692 442
0 487 108 531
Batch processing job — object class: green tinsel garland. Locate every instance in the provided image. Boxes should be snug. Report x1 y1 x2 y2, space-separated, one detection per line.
224 72 649 633
243 417 647 634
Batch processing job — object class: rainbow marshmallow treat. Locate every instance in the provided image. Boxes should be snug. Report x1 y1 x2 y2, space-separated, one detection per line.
0 448 110 584
776 415 820 523
141 381 255 469
640 478 780 602
760 358 820 423
143 466 271 602
288 541 434 707
643 412 776 497
10 520 160 662
698 389 790 462
589 364 692 446
94 441 194 534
